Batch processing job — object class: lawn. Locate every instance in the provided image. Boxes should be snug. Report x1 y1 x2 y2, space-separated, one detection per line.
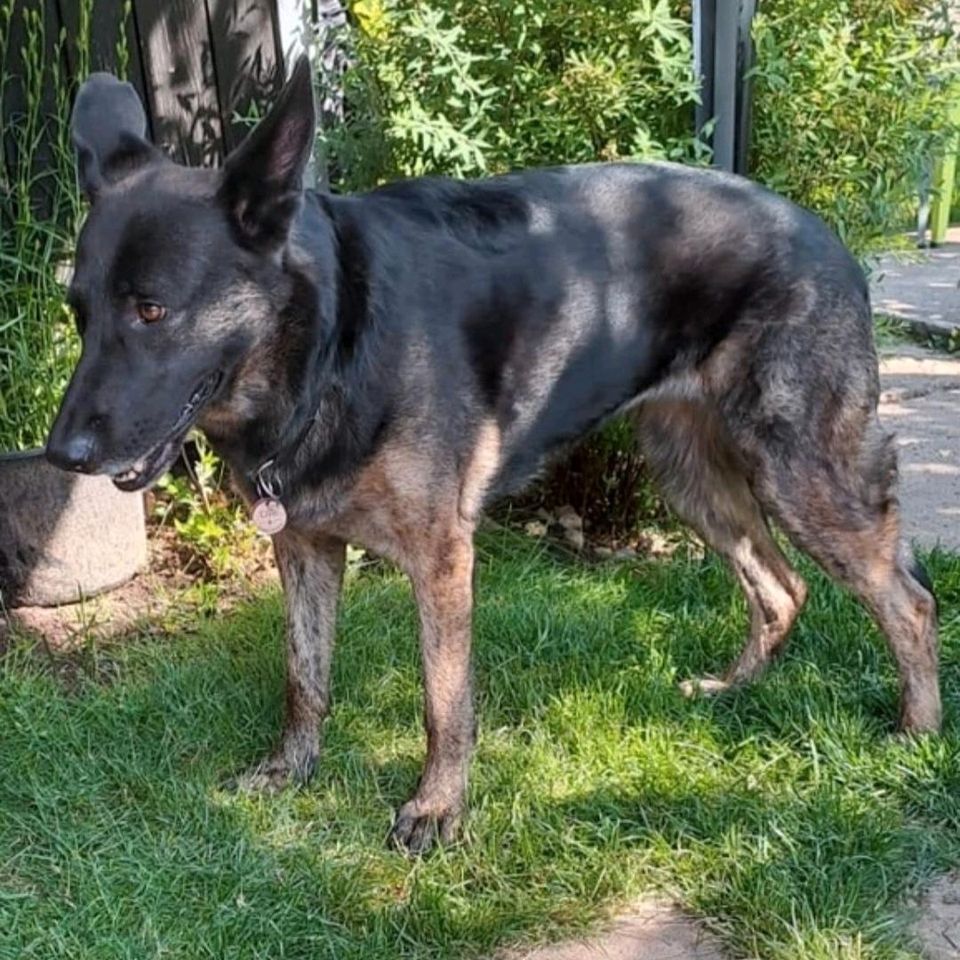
2 527 959 959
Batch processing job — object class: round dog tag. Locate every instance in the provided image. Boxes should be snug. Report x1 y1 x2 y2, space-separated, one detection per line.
251 497 287 535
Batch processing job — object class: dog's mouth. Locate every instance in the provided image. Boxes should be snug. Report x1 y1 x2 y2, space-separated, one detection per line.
109 371 222 492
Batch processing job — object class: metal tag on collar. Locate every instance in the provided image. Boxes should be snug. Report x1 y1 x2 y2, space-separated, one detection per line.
251 458 287 535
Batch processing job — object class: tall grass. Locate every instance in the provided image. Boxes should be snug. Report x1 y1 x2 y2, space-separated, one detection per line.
0 0 97 452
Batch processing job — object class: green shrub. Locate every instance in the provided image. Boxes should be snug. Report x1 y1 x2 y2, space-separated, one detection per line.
749 0 958 254
321 0 707 190
155 437 258 579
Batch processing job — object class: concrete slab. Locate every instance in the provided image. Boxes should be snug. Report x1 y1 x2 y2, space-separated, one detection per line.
870 231 960 337
913 873 960 958
499 901 725 960
879 350 960 552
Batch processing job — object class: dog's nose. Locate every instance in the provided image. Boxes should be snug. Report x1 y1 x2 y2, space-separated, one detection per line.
45 431 101 474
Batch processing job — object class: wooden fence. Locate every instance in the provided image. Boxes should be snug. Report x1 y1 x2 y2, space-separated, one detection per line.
1 0 293 176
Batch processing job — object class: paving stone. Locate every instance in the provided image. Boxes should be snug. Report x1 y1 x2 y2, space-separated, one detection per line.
879 351 960 552
498 901 725 960
870 231 960 335
913 873 960 959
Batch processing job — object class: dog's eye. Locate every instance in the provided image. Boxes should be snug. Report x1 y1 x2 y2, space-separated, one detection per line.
137 301 166 324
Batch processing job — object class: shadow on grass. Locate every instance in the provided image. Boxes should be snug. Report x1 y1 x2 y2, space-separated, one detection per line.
2 529 959 958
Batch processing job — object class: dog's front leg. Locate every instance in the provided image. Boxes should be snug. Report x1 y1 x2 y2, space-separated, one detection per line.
390 531 475 854
234 530 345 791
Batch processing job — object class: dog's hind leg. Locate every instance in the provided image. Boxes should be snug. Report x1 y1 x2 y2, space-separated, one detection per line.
744 415 940 733
710 306 941 734
635 400 808 696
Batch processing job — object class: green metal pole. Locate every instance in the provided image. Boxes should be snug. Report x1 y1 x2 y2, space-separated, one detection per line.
930 92 960 246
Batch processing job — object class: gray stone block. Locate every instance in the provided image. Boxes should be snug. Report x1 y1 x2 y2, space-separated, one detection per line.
0 450 147 608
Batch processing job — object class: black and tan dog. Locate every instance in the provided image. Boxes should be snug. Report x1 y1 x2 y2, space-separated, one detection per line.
47 59 939 852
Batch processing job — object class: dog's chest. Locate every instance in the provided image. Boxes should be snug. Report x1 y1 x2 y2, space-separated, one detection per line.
290 440 458 576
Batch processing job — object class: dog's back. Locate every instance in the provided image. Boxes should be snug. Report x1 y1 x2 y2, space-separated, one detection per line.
309 161 871 496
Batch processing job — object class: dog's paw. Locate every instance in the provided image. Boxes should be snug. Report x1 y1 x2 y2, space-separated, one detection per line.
224 750 317 794
389 799 463 855
678 676 731 699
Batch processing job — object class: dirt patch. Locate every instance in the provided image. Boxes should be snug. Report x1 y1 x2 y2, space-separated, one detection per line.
1 521 277 651
914 873 960 958
500 901 725 960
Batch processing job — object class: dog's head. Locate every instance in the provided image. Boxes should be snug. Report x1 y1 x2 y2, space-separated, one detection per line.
45 58 316 491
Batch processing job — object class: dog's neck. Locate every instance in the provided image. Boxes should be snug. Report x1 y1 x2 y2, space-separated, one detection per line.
204 193 391 511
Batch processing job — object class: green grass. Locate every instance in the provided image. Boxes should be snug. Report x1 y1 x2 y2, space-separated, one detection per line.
0 0 100 452
873 313 917 350
3 528 960 959
873 311 960 356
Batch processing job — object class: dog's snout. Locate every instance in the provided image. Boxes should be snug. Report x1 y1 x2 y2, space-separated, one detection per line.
46 428 102 474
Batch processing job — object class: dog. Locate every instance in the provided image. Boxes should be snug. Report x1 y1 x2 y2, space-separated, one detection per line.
47 57 940 853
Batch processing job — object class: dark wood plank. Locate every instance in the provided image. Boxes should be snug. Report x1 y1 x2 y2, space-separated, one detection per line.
133 0 224 165
37 0 68 218
206 0 284 155
693 0 716 145
0 0 66 220
57 0 152 139
1 0 30 222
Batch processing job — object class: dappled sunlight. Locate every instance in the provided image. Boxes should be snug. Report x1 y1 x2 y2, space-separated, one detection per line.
2 529 960 958
871 242 960 328
877 355 960 551
904 462 960 476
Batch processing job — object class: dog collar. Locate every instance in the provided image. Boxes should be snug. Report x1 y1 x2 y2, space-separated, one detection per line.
250 458 288 535
247 388 327 535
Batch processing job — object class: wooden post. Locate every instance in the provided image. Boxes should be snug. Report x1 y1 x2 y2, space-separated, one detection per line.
734 0 756 175
133 0 225 167
712 0 738 172
206 0 285 156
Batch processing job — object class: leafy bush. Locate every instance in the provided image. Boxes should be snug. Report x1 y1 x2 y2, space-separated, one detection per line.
320 0 707 190
155 437 258 579
749 0 959 253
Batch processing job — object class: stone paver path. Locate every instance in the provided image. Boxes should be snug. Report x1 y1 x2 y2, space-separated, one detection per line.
871 230 960 338
500 902 725 960
880 347 960 552
914 873 960 958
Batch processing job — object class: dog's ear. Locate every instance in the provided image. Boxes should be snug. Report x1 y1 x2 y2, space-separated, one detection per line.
219 56 316 251
71 73 158 200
